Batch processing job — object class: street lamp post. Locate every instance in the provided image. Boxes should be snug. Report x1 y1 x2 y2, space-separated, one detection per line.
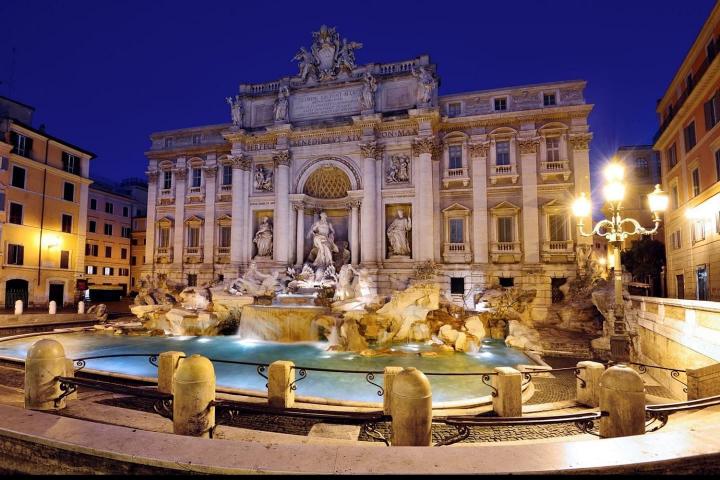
571 160 669 362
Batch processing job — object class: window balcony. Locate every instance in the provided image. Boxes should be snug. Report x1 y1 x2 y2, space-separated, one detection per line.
217 184 233 202
540 160 571 181
215 246 231 263
490 241 521 263
184 246 203 264
159 188 175 205
442 242 472 263
541 240 576 263
442 167 470 188
489 164 519 185
155 247 173 264
186 187 205 204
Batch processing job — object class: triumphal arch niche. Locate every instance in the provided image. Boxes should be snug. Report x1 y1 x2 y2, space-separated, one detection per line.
146 23 593 310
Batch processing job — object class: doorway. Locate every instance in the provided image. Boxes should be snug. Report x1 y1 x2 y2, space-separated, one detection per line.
49 283 64 307
697 265 709 301
5 279 29 310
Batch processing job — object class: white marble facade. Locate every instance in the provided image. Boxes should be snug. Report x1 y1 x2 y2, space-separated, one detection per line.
143 26 593 312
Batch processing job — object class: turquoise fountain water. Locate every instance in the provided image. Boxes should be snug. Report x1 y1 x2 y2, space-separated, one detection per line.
0 331 533 404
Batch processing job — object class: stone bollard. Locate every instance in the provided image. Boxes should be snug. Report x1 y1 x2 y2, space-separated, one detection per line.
157 351 185 394
599 364 645 438
268 360 295 408
77 301 85 314
172 354 215 437
49 301 57 314
390 367 432 446
492 367 522 417
14 300 23 315
576 361 605 407
25 339 68 410
383 366 404 415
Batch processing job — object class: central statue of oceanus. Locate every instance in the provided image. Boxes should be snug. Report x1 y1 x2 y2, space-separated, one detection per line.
307 211 339 269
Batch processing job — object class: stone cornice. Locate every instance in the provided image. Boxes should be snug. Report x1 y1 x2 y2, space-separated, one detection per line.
145 145 230 161
438 104 593 132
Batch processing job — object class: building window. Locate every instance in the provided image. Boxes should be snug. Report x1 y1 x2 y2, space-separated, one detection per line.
187 226 200 248
496 141 510 165
222 165 232 186
546 137 560 162
89 220 96 233
543 93 556 106
450 277 465 294
61 152 81 175
692 168 701 197
551 278 567 303
684 121 697 152
103 267 114 276
164 138 173 148
7 244 24 265
707 37 717 59
119 268 129 276
86 265 97 275
667 143 677 169
549 214 568 241
121 226 131 238
163 171 172 190
0 191 4 211
159 227 170 248
10 132 32 158
187 274 197 287
449 218 464 244
497 216 514 243
634 157 649 178
122 206 129 217
448 145 462 169
716 150 720 182
697 265 709 301
671 184 679 210
105 202 114 214
60 250 70 269
104 223 113 235
86 244 98 257
121 248 127 260
705 91 720 131
494 97 507 111
63 182 75 202
671 230 682 249
61 214 72 233
8 202 23 225
192 134 201 145
693 220 706 243
191 167 202 188
90 198 97 210
676 274 685 299
131 256 137 266
11 166 26 189
499 277 514 287
447 102 461 117
218 226 231 248
687 73 694 90
105 246 112 258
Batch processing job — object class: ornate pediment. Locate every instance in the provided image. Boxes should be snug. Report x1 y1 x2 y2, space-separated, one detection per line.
184 215 204 226
216 214 232 226
490 201 521 214
442 202 471 214
156 216 174 227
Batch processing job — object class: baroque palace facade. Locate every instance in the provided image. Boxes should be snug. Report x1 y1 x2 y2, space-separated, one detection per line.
143 26 593 314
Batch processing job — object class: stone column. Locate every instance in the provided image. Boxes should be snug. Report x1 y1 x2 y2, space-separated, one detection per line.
569 133 593 247
519 137 541 263
202 164 217 265
145 170 158 267
350 200 360 266
172 163 187 267
413 137 436 261
272 150 291 265
360 142 382 265
295 203 305 266
470 142 490 264
230 155 250 266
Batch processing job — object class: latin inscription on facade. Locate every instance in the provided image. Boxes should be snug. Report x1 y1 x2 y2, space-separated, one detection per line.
291 86 362 120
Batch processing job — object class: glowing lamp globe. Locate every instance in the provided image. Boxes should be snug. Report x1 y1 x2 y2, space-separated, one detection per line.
603 161 625 182
572 193 591 217
603 181 625 203
647 184 669 213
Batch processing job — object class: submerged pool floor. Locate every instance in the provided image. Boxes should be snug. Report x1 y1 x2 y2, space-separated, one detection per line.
0 332 533 404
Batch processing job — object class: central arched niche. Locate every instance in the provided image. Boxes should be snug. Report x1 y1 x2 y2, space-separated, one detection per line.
302 165 351 199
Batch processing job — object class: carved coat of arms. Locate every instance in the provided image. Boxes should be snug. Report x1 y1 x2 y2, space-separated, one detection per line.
293 25 363 82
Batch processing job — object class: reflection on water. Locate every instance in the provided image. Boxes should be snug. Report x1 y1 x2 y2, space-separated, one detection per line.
0 332 533 404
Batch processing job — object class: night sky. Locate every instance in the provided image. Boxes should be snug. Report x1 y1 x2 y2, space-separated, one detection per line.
0 0 715 196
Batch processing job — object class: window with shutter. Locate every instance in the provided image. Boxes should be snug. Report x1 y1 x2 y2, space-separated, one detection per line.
497 217 514 242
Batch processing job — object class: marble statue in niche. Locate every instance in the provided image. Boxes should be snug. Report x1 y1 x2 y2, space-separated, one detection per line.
274 86 290 122
386 154 410 184
254 164 273 192
253 216 273 258
411 65 437 106
360 71 377 111
307 211 339 269
226 95 244 127
387 207 412 256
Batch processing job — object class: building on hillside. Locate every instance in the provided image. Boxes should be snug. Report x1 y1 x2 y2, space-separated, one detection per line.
130 216 147 293
655 2 720 301
143 26 593 316
85 178 147 301
0 95 96 308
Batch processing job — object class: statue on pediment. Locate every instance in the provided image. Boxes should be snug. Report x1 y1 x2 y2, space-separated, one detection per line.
337 38 363 72
360 71 377 111
292 47 316 82
226 95 244 127
412 65 437 106
293 25 363 82
274 86 290 122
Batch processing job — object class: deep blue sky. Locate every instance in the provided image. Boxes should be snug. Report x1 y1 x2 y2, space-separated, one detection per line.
0 0 716 193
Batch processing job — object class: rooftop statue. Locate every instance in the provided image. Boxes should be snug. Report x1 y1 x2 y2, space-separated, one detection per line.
411 65 437 106
292 25 363 82
226 94 244 127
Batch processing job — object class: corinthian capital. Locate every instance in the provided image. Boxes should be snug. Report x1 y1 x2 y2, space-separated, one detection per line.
146 170 159 182
273 149 291 167
173 167 187 180
568 133 592 151
359 141 384 160
468 142 490 158
203 165 218 176
230 154 251 170
412 136 436 156
517 137 542 155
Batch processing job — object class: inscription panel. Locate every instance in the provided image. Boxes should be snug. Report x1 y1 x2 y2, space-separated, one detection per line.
290 86 362 120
